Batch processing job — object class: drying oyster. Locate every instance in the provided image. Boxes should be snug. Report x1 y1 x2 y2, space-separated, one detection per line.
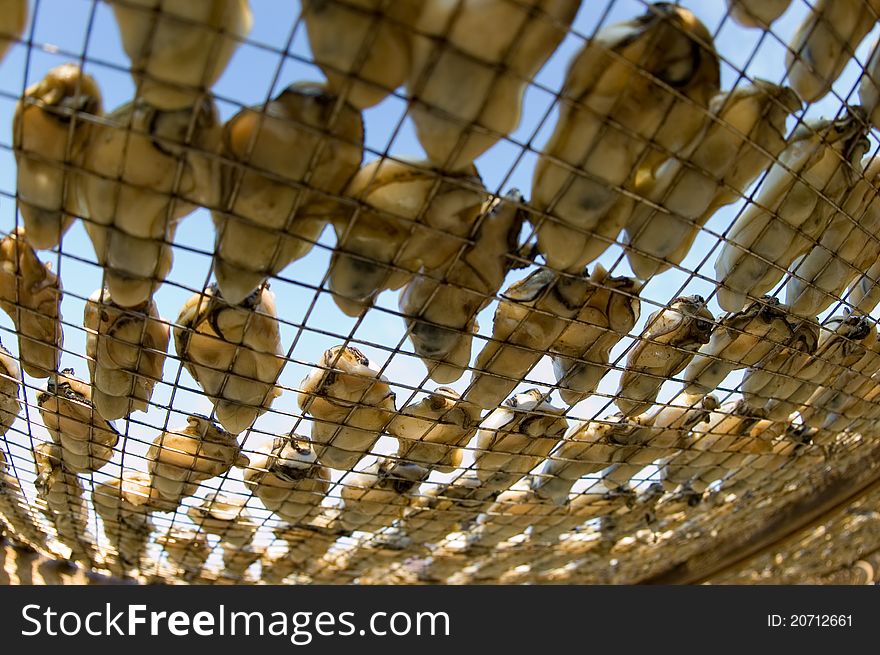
212 82 364 304
297 345 396 471
0 341 21 435
174 283 285 434
550 265 640 405
79 97 221 306
407 0 580 171
0 228 63 378
147 413 248 503
399 189 526 383
465 268 593 409
714 109 869 312
13 64 102 249
473 389 568 493
84 288 169 420
302 0 421 109
109 0 253 109
187 492 257 547
329 157 486 316
531 4 720 272
242 435 330 524
37 369 119 473
33 441 96 564
616 295 714 416
92 470 169 576
387 387 481 473
623 81 801 279
337 457 427 533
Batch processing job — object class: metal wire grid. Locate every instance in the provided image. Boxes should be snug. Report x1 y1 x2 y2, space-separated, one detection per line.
0 0 879 584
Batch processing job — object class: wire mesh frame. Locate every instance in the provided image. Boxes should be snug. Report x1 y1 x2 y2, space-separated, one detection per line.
0 0 880 585
0 0 832 584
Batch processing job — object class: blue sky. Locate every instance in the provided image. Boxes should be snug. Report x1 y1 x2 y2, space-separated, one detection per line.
0 0 878 576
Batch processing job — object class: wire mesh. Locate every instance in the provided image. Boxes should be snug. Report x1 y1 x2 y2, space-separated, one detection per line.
1 0 880 585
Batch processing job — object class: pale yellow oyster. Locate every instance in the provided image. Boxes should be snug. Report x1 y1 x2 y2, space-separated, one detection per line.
186 492 257 547
530 414 639 505
786 156 880 317
861 37 880 129
298 345 396 471
841 378 880 439
37 369 119 473
399 475 496 545
155 527 211 579
336 457 427 533
846 258 880 315
109 0 252 109
79 97 221 307
616 295 714 416
660 400 783 500
683 297 809 395
84 288 169 420
0 228 63 378
726 0 791 28
174 283 285 435
0 0 27 63
242 435 330 524
473 389 568 493
601 394 720 490
213 82 364 304
714 109 869 313
623 81 800 280
464 268 593 410
33 441 97 564
329 157 486 316
0 447 47 548
387 387 481 474
147 413 249 503
743 315 867 420
0 340 21 435
550 265 641 405
531 4 720 272
407 0 580 171
221 543 263 580
399 189 526 383
786 0 880 103
13 64 102 249
799 323 880 430
92 470 172 577
302 0 422 109
266 519 345 582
